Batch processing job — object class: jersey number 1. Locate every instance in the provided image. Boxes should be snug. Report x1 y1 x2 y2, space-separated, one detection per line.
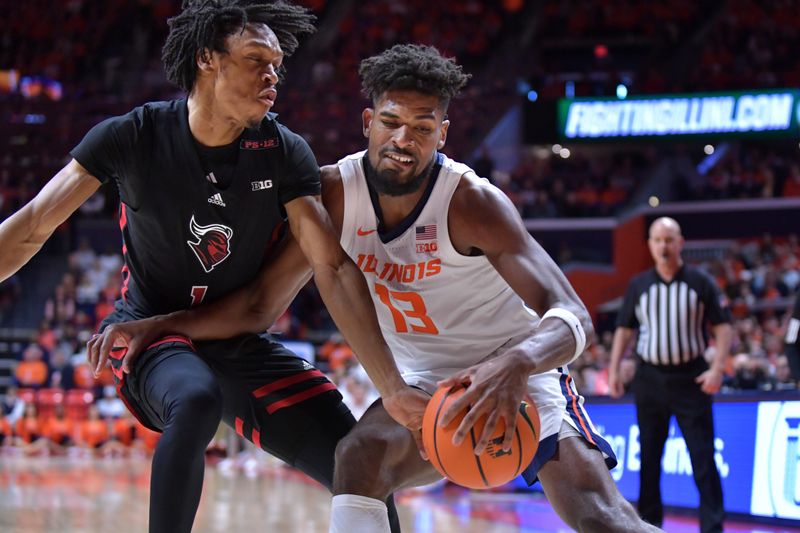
374 283 439 335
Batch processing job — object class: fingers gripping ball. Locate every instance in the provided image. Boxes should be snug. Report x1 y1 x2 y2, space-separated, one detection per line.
421 385 540 489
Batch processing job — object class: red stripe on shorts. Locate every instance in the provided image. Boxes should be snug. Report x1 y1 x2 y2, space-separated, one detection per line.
235 417 244 437
251 369 325 399
252 429 261 448
265 382 337 414
146 335 195 351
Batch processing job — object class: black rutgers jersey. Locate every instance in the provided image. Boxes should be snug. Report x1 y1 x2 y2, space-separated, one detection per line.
71 99 319 317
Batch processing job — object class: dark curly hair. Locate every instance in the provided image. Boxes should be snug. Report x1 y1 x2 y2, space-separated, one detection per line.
162 0 316 92
359 44 472 110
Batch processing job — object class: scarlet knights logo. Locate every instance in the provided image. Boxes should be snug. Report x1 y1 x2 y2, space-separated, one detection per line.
186 215 234 273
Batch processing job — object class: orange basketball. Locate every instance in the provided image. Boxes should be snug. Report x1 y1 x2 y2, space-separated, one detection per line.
421 385 540 490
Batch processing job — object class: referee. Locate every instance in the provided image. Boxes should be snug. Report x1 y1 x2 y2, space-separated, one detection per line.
608 217 731 533
786 292 800 380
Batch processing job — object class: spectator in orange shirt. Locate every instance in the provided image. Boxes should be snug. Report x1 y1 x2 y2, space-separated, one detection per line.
15 344 49 389
43 404 74 452
78 405 110 453
111 410 138 448
135 419 161 454
0 412 11 448
14 403 49 455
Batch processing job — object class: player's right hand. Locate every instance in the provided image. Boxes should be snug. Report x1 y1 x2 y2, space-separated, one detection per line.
87 317 165 377
607 370 624 398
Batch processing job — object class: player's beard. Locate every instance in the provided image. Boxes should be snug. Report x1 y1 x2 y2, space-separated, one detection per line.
364 151 435 197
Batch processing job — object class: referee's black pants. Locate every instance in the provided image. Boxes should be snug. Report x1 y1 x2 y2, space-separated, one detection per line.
633 357 724 533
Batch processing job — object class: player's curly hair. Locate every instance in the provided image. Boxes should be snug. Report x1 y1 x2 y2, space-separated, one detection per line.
359 44 471 110
162 0 316 92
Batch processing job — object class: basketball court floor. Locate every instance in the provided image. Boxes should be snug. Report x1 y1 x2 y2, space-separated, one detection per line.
1 454 798 532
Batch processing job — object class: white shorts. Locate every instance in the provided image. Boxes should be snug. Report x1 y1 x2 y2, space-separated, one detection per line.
402 332 617 484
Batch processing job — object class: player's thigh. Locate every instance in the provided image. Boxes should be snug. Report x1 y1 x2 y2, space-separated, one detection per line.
200 336 356 464
336 400 441 491
119 340 220 431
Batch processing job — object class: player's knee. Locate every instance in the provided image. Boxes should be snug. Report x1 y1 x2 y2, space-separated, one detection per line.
169 379 223 432
334 431 395 496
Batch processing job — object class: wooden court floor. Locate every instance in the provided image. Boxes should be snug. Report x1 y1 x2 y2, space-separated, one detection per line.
0 454 798 533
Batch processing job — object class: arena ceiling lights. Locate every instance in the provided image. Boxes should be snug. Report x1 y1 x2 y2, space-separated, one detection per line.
557 89 800 141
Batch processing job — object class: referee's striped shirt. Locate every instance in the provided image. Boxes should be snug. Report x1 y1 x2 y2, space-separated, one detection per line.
616 265 732 366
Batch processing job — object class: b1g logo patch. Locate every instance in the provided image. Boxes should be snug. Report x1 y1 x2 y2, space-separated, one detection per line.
251 179 273 191
186 215 234 273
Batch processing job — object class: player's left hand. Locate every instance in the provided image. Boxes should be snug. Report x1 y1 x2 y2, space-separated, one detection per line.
437 351 530 455
695 367 723 395
87 317 165 376
382 385 431 460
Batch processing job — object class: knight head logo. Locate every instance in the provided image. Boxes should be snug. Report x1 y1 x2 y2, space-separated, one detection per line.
186 215 234 273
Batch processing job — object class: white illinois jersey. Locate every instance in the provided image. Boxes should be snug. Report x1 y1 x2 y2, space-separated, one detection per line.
338 150 539 375
338 151 618 478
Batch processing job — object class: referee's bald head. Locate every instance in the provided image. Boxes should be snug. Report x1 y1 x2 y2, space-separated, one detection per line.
649 217 682 239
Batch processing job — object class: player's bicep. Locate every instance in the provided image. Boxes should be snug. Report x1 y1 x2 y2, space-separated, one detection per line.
283 194 347 269
454 183 580 314
28 159 102 242
489 235 577 314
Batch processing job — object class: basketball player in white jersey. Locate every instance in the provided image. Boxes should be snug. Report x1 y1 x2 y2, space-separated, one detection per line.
90 45 662 532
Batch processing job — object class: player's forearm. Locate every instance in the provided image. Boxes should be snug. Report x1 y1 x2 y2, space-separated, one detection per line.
0 207 51 282
507 318 587 376
711 323 732 373
313 259 406 397
156 303 265 340
609 328 634 374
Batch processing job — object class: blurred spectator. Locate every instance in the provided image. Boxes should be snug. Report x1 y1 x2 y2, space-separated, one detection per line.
48 347 76 390
78 404 110 453
69 238 97 272
773 355 796 390
15 343 49 388
96 385 126 419
729 353 770 390
338 374 379 420
0 412 11 448
43 404 75 451
2 386 26 425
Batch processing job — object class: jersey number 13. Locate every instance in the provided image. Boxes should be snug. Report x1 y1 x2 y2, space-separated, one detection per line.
374 283 439 335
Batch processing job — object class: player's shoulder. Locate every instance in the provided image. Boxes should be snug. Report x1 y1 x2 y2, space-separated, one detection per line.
270 116 306 148
136 99 184 125
450 163 512 220
320 164 342 184
100 99 181 137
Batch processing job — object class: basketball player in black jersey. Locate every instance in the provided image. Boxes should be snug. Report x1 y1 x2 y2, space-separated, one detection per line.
0 2 426 532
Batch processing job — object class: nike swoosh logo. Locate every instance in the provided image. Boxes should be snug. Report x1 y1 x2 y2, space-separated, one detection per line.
357 227 377 236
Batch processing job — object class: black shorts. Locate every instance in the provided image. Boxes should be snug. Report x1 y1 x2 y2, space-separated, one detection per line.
101 309 355 469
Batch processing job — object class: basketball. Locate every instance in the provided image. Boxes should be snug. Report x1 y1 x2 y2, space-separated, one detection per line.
421 385 540 490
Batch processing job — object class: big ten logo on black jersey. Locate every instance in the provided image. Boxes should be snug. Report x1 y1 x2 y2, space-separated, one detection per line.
186 215 234 273
355 254 441 284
